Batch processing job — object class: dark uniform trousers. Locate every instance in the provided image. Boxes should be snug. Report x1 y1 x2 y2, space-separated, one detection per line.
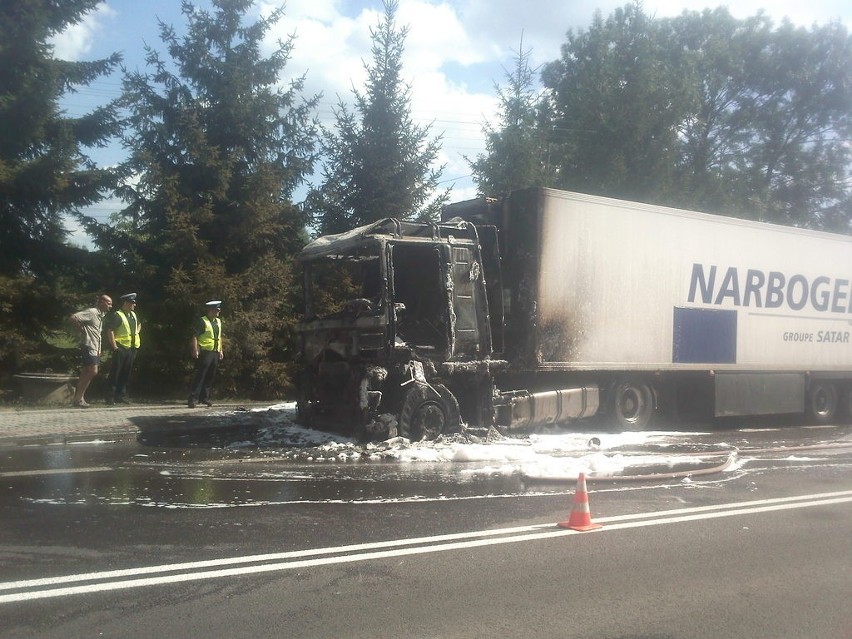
109 346 138 402
189 349 219 404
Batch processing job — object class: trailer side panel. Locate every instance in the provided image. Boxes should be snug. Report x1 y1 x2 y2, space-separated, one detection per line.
515 189 852 372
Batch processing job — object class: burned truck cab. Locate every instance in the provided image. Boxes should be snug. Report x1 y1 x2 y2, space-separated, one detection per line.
297 218 497 440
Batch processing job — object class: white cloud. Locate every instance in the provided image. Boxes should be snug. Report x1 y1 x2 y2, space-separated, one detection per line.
49 3 116 61
262 0 500 191
72 0 852 215
399 1 488 69
260 1 366 117
642 0 849 27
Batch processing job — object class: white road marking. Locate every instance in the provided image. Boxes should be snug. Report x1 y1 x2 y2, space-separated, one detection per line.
2 489 851 603
0 467 113 478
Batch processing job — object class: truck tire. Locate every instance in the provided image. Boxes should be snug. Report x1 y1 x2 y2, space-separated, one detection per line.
296 400 313 427
609 379 655 430
398 383 461 441
806 381 838 425
296 388 315 427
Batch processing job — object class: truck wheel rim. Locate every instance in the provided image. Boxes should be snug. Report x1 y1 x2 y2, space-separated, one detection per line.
612 381 654 429
411 402 445 440
814 390 830 416
811 384 837 418
619 389 643 422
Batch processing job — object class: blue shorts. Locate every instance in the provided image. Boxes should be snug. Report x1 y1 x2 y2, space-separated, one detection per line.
80 348 101 367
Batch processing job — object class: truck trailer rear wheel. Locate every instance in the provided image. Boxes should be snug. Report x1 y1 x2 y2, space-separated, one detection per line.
806 381 838 425
609 380 655 430
398 383 461 441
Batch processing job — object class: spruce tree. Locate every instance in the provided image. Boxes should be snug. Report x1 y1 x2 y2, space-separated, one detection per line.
0 0 120 376
112 0 319 397
469 37 555 197
309 0 448 235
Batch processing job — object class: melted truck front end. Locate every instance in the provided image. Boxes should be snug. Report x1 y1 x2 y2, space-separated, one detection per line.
296 218 502 439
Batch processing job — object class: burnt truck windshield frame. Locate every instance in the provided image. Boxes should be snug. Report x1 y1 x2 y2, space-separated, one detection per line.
299 216 486 328
303 245 384 320
300 237 480 358
390 242 450 354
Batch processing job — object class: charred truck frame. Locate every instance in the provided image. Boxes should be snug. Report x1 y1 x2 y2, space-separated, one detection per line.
297 187 852 439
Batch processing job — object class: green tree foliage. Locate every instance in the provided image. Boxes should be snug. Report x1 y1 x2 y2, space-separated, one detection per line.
541 1 690 202
0 0 120 377
537 2 852 231
666 10 852 230
309 0 448 235
734 19 852 230
468 37 556 197
660 9 770 215
109 0 319 397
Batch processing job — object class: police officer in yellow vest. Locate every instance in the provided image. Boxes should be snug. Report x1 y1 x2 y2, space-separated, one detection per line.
188 300 224 408
106 292 142 405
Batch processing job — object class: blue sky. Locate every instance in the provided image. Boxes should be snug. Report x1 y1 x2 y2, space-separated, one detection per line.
51 0 851 243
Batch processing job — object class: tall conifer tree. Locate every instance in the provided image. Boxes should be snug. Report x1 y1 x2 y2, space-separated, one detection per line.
309 0 447 235
113 0 318 396
469 37 554 197
0 0 120 376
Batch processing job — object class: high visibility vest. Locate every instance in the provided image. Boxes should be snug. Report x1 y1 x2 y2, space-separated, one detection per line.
197 317 222 352
115 310 141 348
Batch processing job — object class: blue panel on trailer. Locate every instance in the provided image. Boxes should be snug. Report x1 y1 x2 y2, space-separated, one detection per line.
673 307 737 363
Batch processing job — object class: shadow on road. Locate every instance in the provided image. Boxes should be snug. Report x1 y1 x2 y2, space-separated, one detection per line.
130 410 262 448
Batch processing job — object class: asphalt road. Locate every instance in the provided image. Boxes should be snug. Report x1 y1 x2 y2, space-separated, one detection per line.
1 423 850 639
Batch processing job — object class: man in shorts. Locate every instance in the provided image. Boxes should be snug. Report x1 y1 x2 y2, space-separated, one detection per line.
69 294 112 408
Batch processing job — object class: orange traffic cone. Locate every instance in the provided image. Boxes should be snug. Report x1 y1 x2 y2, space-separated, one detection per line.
557 472 602 531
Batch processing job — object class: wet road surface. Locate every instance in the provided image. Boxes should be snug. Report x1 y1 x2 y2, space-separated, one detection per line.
1 413 849 509
1 413 851 639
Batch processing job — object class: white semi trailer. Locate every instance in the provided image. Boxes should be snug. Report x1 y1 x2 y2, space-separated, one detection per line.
297 187 852 438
